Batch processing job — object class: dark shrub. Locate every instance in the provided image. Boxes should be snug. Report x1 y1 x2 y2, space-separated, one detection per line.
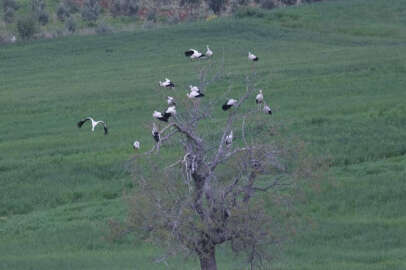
17 17 37 40
57 2 70 21
81 0 101 22
95 22 113 34
2 0 19 11
205 0 226 14
64 0 80 13
65 16 76 32
4 7 15 23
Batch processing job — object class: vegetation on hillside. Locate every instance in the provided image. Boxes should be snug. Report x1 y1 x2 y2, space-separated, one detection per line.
1 0 406 269
0 0 323 42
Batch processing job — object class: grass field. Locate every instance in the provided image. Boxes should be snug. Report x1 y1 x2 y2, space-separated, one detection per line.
1 0 406 269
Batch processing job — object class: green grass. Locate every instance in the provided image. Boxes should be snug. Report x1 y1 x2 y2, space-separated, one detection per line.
1 0 406 269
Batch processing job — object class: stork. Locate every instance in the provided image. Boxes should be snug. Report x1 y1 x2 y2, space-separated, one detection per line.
159 78 175 88
225 131 233 147
263 104 272 115
152 123 160 143
77 117 108 135
256 89 264 111
165 106 176 116
189 85 200 92
133 141 140 150
185 49 205 60
167 96 176 106
187 90 205 99
153 111 169 122
248 51 259 62
205 45 213 57
10 36 16 43
222 99 238 111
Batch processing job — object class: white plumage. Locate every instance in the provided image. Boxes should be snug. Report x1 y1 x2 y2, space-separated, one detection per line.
133 140 140 150
10 36 16 43
152 123 160 142
153 110 169 122
248 51 259 61
159 78 175 88
256 90 263 104
187 90 204 99
185 49 204 59
205 45 213 57
189 85 200 92
167 96 176 106
165 106 177 116
77 117 108 135
222 99 238 111
225 131 233 146
263 104 272 115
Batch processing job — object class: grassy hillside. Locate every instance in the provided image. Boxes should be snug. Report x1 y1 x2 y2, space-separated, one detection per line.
1 0 406 269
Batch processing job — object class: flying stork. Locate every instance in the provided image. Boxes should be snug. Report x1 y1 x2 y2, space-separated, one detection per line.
248 52 259 62
222 99 238 111
185 49 205 60
77 117 108 135
159 78 175 88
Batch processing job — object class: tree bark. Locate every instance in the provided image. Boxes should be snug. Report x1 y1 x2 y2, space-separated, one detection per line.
199 246 217 270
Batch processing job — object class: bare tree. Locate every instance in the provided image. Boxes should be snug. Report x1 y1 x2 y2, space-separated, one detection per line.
123 57 316 270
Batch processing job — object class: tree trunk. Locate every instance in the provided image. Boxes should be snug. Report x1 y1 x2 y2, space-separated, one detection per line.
199 246 217 270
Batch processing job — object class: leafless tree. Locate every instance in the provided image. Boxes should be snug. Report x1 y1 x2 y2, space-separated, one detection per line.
122 57 317 270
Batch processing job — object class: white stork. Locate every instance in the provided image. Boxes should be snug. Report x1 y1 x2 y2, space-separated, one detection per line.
189 85 200 92
152 123 160 143
263 104 272 115
205 45 213 57
185 49 205 59
187 90 204 99
256 89 264 111
225 131 233 147
153 111 169 122
159 78 175 88
222 99 238 111
256 90 263 104
248 51 259 62
133 140 140 150
167 96 176 106
165 106 176 116
77 117 108 135
10 36 16 43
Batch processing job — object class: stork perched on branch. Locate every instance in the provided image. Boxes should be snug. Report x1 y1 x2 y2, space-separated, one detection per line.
159 78 175 88
77 117 108 135
225 131 233 147
222 99 238 111
187 90 205 99
152 123 160 143
167 96 176 106
153 111 169 122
